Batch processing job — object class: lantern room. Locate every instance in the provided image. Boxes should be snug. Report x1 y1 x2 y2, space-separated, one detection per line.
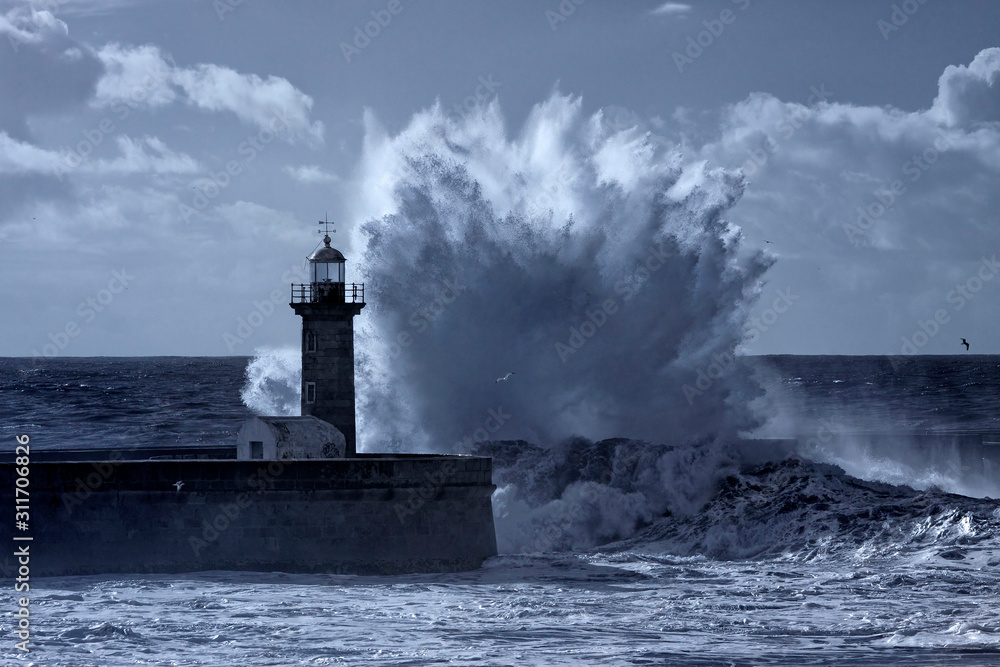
310 234 345 285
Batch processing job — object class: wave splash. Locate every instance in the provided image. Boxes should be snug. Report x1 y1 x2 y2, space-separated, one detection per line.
477 438 1000 560
350 93 773 453
240 347 300 417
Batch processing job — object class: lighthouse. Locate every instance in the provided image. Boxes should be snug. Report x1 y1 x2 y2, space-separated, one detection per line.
290 222 365 456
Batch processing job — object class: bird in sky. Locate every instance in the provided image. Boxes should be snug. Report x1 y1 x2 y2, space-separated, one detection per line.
764 240 772 244
495 372 515 383
174 481 185 492
961 338 970 351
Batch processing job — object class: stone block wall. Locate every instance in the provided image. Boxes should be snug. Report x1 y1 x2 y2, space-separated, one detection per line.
292 302 364 456
2 455 497 576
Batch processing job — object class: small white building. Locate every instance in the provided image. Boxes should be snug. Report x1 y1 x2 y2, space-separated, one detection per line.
236 416 346 460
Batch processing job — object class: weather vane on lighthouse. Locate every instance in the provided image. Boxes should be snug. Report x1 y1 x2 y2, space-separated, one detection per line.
319 213 336 241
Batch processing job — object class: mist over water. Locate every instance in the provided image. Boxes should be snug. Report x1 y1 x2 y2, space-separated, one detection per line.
349 94 773 453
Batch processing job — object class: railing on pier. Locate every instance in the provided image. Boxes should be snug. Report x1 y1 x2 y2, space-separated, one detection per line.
290 283 365 304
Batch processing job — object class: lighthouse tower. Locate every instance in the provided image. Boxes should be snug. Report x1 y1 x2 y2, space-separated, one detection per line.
290 223 365 456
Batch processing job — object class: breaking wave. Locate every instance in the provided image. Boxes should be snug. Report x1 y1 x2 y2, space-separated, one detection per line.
349 93 773 453
240 347 299 417
474 438 1000 560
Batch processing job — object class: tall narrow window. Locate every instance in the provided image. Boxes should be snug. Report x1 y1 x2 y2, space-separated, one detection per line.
306 332 317 352
306 382 316 403
250 441 263 459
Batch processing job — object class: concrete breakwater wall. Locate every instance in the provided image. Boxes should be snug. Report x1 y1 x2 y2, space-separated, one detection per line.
3 454 497 576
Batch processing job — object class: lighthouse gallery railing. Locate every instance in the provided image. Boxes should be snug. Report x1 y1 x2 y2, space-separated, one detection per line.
290 283 365 304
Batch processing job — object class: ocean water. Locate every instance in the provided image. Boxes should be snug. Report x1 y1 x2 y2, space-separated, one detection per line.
2 355 1000 666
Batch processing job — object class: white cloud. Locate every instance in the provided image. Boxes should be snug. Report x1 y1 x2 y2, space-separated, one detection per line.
0 131 66 174
46 0 150 18
92 45 325 145
87 135 201 175
0 131 199 177
0 6 68 46
93 43 176 109
283 164 338 184
172 64 324 145
651 2 692 16
930 47 1000 127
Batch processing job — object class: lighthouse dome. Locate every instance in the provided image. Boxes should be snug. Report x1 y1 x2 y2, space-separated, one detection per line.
309 237 345 262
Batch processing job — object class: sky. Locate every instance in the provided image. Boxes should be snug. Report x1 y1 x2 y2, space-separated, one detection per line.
1 0 999 357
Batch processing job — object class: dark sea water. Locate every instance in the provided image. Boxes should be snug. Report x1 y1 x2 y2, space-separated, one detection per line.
750 355 1000 435
4 355 1000 448
2 355 1000 666
0 356 254 450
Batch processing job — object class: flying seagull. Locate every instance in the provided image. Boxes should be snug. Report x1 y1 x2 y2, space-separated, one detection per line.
961 338 970 351
495 372 515 383
174 481 185 492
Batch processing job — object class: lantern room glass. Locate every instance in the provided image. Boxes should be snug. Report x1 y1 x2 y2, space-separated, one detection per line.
311 260 345 284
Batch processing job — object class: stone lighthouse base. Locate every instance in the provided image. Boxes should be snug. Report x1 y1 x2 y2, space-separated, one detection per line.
3 451 497 576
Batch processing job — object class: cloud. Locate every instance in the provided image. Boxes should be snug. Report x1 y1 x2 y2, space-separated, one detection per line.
930 47 1000 128
0 6 68 46
93 43 175 109
0 131 66 174
171 64 324 145
688 48 1000 353
87 135 201 175
92 44 325 145
651 2 692 16
0 131 199 177
283 164 338 184
47 0 151 18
